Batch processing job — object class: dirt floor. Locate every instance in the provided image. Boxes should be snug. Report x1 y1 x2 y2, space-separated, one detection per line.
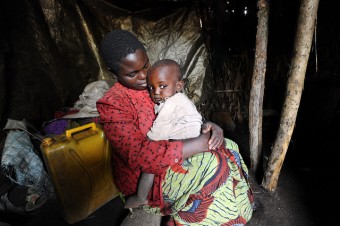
247 162 314 226
225 128 316 226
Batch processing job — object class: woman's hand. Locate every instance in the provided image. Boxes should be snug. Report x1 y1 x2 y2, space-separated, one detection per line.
201 121 224 150
182 121 224 159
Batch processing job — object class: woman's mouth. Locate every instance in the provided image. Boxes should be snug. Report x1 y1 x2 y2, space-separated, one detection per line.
139 83 147 88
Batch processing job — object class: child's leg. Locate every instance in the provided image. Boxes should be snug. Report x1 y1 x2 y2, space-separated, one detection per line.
124 173 154 209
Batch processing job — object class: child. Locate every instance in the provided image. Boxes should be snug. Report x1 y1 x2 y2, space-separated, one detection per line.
124 59 203 208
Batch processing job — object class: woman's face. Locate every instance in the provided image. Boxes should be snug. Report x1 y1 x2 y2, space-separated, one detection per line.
117 49 151 90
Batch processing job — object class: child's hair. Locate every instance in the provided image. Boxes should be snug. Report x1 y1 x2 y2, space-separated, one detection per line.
100 30 146 75
149 59 182 81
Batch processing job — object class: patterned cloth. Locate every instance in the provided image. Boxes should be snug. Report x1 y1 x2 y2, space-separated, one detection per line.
145 139 254 225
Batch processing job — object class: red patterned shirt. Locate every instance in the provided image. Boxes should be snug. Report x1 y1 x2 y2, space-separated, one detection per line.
96 82 183 206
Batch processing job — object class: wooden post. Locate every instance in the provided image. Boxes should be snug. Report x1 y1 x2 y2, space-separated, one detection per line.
249 0 269 172
261 0 320 192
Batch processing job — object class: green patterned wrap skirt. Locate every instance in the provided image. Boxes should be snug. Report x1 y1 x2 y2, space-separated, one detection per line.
144 138 254 225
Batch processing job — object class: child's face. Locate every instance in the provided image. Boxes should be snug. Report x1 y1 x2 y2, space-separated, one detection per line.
147 65 183 104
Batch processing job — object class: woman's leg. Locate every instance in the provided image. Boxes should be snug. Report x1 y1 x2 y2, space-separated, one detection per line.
154 138 254 225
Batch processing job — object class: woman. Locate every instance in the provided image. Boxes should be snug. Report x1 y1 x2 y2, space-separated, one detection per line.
96 30 253 225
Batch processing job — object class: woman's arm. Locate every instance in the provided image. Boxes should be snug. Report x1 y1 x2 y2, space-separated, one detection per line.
182 132 210 159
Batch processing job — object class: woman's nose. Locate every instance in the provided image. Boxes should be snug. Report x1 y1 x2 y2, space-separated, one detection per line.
137 70 147 80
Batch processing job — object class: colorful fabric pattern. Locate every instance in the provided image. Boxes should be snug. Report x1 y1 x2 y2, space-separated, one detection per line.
144 138 253 225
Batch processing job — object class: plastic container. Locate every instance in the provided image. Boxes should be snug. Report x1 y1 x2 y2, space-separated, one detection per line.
40 122 119 224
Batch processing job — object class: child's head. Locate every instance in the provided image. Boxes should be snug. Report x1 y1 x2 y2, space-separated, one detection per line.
147 59 184 104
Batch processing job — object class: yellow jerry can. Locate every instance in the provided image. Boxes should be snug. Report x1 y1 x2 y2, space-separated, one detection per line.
40 122 119 224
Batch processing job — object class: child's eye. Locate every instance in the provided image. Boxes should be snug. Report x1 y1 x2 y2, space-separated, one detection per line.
148 85 153 90
160 85 167 89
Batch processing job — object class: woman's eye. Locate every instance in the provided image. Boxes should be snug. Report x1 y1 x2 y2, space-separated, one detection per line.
144 62 150 69
127 72 136 78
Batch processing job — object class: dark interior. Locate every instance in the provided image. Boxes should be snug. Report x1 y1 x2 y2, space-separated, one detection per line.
1 0 339 225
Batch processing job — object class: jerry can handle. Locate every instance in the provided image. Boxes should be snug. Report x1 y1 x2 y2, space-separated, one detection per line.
66 122 97 138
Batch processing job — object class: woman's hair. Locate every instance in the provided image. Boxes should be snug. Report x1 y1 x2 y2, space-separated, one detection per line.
100 30 146 75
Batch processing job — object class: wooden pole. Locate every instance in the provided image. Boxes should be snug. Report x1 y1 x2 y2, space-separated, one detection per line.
249 0 268 172
262 0 320 192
